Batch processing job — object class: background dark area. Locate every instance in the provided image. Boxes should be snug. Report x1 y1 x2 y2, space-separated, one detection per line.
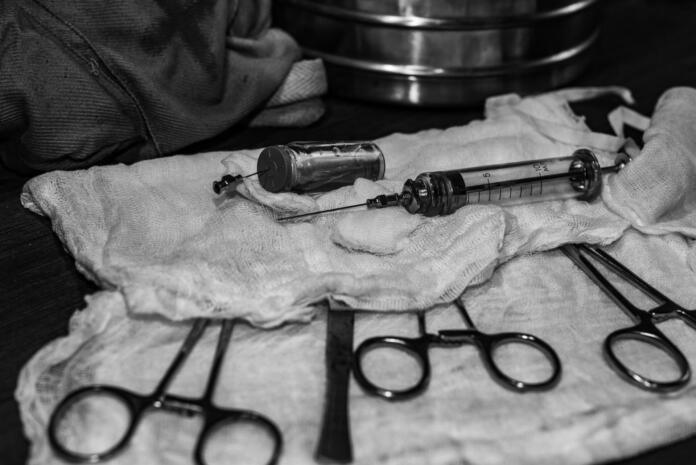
2 0 696 463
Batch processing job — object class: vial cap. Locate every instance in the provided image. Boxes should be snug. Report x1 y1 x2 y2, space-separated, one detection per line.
258 146 294 193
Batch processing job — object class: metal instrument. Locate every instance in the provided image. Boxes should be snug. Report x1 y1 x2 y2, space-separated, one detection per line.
273 0 601 106
213 141 385 195
48 319 283 465
213 170 266 194
353 297 561 400
315 300 355 463
279 149 627 221
257 141 385 193
561 243 696 392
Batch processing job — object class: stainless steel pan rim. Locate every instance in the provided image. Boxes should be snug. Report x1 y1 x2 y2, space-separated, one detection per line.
275 0 599 30
314 32 597 106
303 29 598 78
274 1 600 68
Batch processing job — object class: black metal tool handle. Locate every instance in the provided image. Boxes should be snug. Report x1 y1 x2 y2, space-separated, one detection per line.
48 385 145 463
194 408 283 465
466 331 562 392
353 335 432 400
315 308 354 463
604 319 691 392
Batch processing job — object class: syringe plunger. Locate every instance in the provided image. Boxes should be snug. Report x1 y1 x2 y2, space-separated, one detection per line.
394 149 602 216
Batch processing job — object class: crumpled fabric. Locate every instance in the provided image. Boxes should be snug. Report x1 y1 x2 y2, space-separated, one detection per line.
16 230 696 465
20 87 641 327
248 59 327 128
18 86 696 464
0 0 326 174
603 87 696 237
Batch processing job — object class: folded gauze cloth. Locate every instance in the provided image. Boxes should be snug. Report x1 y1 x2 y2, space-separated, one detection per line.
17 86 696 464
20 87 660 327
17 231 696 465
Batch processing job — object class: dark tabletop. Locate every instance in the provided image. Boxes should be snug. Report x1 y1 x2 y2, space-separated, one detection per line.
2 0 696 463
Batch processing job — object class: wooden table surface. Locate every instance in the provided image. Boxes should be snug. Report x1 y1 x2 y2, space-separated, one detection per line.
2 0 695 463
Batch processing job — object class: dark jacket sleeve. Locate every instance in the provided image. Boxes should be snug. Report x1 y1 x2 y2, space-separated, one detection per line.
0 0 300 173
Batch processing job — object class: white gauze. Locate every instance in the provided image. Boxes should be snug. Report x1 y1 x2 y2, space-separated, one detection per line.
20 87 639 325
17 230 696 465
603 87 696 237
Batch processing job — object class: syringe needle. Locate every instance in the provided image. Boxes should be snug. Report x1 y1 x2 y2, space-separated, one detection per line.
244 168 270 178
277 202 368 221
278 193 404 221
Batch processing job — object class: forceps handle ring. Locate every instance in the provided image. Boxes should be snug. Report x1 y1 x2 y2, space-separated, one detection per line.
353 336 431 400
604 321 691 392
47 385 146 463
467 331 562 392
193 408 283 465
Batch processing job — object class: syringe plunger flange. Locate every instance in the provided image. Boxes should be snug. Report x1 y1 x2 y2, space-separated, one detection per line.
569 148 602 201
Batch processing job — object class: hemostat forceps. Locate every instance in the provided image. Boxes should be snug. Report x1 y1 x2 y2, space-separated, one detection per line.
562 244 696 392
353 297 561 400
48 319 283 464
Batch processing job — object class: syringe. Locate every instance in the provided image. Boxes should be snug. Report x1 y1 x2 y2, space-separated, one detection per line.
278 149 628 221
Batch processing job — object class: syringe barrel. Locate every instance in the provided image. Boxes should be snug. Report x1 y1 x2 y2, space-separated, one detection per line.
400 149 602 216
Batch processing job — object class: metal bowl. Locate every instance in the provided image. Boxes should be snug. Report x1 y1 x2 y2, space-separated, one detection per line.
303 0 592 19
273 0 601 106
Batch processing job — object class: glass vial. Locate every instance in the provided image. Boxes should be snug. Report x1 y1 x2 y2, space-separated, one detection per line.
257 141 385 193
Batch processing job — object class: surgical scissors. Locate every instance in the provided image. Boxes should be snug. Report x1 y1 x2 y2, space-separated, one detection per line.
353 297 561 400
562 243 696 392
48 319 283 464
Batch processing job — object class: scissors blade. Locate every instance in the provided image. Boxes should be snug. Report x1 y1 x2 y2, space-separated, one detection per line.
315 299 354 463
